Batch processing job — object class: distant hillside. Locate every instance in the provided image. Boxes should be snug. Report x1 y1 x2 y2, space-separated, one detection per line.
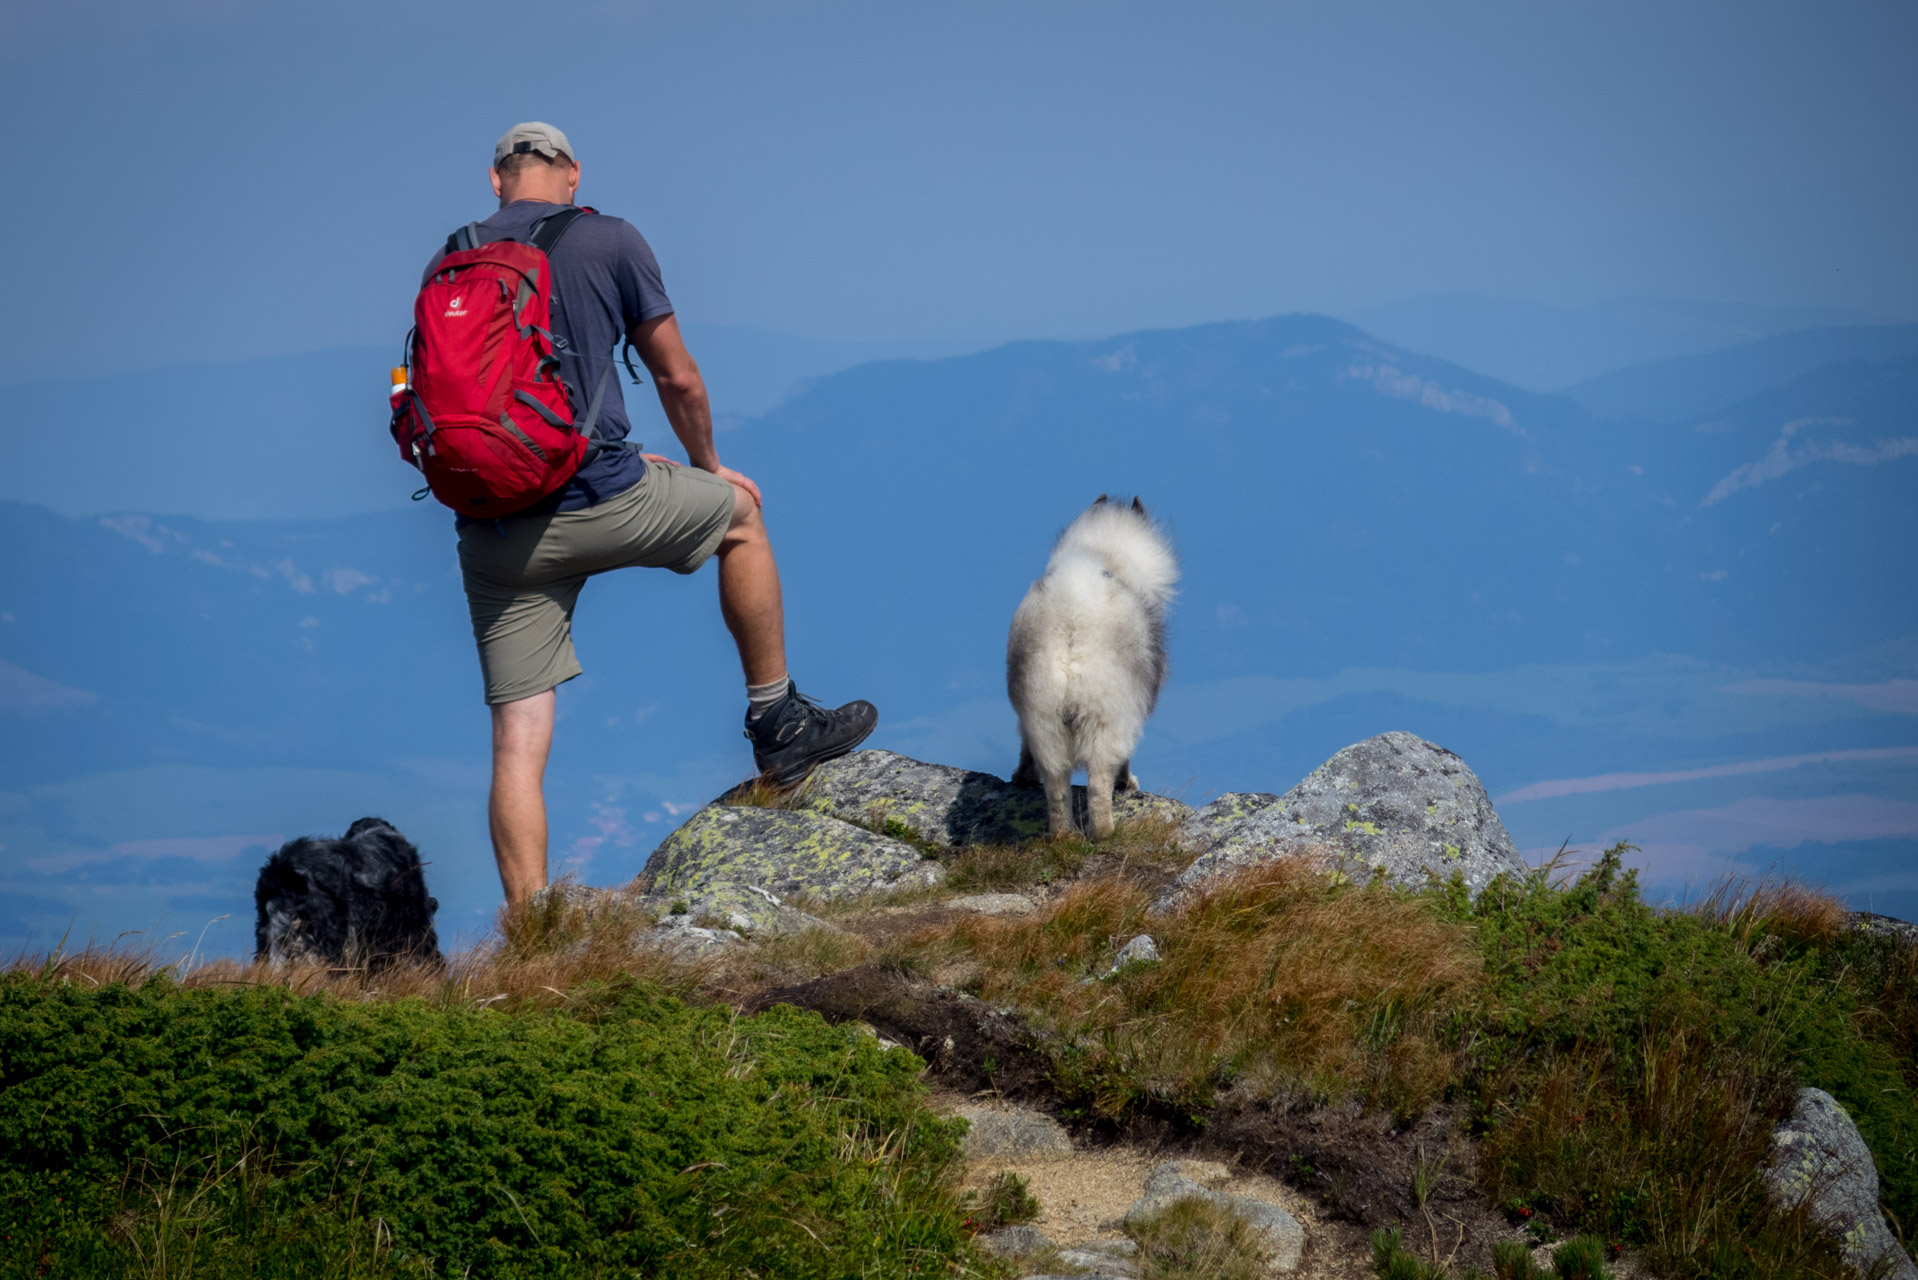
0 327 982 521
1351 293 1890 390
1566 323 1918 423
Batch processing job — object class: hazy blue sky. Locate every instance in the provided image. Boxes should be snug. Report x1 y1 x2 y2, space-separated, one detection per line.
3 0 1914 382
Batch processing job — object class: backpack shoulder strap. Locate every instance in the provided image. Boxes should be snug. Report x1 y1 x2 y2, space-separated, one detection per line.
443 222 486 256
527 206 588 256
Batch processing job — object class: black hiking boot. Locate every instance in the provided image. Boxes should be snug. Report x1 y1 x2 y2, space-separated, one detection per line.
745 687 878 787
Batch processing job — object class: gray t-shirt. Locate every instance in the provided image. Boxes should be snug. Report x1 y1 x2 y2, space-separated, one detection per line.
423 200 673 512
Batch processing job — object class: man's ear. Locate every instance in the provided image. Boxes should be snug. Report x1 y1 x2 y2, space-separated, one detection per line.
566 161 581 201
489 166 504 200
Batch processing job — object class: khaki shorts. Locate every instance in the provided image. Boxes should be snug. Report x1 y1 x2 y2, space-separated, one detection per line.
457 460 737 704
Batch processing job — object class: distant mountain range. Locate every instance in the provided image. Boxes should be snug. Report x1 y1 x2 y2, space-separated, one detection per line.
1566 323 1918 424
3 312 1913 958
1353 293 1899 390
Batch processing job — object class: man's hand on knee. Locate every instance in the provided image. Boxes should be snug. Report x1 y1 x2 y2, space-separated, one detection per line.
714 465 763 509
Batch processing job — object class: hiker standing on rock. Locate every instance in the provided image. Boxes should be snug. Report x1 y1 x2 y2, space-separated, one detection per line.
404 123 876 905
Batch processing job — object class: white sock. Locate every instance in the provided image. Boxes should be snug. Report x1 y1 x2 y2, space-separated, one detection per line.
746 676 792 721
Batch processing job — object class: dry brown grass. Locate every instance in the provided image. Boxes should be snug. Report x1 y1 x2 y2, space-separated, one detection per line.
714 772 812 809
904 858 1485 1121
704 924 875 998
1477 1026 1852 1280
17 889 709 1016
1698 874 1850 949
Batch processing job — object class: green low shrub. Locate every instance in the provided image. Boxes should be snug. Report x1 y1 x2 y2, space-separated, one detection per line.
1458 845 1909 1279
0 975 967 1278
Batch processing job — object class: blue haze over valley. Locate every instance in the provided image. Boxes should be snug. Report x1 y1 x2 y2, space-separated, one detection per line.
1 1 1913 959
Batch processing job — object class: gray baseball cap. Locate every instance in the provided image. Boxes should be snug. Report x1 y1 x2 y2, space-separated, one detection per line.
493 122 575 166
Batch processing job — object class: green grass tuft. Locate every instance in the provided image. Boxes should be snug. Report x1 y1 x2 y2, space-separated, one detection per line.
1130 1194 1269 1280
974 1170 1040 1228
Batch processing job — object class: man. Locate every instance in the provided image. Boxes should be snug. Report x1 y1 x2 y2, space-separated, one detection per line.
434 122 876 905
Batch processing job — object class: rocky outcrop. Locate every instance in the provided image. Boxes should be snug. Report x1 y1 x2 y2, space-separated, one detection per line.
796 749 1190 847
1850 911 1918 947
1163 732 1526 906
1123 1160 1304 1274
1766 1087 1918 1280
644 804 944 900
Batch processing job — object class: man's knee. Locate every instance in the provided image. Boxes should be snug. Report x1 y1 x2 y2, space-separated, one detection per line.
721 482 767 546
491 690 555 761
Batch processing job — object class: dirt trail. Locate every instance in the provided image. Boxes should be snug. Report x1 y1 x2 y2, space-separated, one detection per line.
933 1092 1377 1278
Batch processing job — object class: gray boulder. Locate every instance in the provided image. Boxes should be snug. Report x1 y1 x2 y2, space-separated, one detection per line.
957 1102 1075 1162
1124 1162 1303 1274
649 919 745 957
1052 1250 1141 1277
1104 934 1161 976
976 1223 1052 1257
797 749 1190 847
947 892 1039 916
1163 732 1525 905
644 804 944 900
1766 1087 1918 1280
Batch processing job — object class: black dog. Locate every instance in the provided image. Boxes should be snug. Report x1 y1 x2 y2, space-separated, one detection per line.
254 817 441 969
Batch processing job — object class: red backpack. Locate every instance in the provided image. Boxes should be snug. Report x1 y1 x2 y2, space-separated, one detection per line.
391 207 616 517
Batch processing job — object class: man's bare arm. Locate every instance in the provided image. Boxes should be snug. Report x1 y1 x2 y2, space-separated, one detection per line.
627 314 762 505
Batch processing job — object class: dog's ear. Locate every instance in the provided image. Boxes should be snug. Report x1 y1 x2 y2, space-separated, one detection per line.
1093 493 1109 506
1131 496 1148 516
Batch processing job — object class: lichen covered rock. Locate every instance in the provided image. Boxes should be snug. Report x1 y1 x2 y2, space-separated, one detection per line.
1163 732 1525 905
644 804 944 900
642 880 838 938
1766 1087 1918 1280
1176 792 1280 855
526 878 834 946
798 749 1190 847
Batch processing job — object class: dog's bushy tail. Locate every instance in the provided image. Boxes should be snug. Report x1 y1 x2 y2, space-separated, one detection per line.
1052 499 1179 608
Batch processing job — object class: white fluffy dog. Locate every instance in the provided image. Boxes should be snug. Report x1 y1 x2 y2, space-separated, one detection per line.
1007 496 1178 838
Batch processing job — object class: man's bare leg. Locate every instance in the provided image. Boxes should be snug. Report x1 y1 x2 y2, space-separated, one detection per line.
715 482 787 685
715 479 877 782
490 689 555 905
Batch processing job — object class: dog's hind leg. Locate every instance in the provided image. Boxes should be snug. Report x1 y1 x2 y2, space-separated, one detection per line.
1040 761 1076 838
1084 759 1119 840
1114 758 1139 792
1011 739 1041 788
